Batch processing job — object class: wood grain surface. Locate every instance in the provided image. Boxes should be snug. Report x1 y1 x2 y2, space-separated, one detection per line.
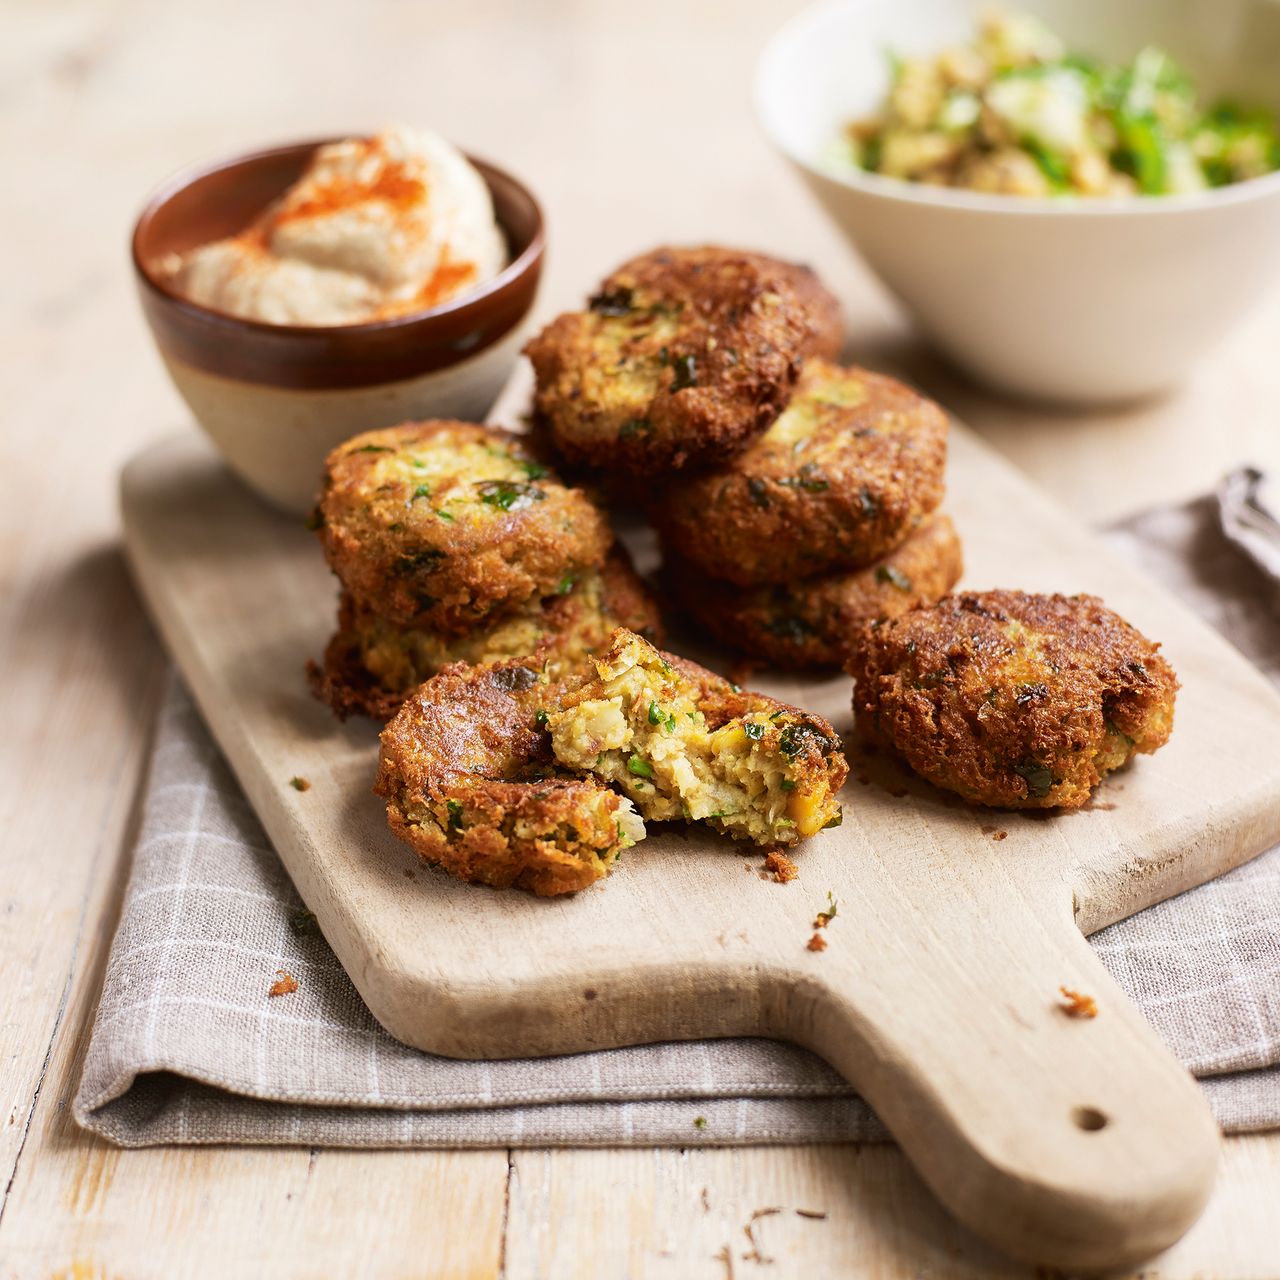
119 417 1280 1269
8 0 1280 1275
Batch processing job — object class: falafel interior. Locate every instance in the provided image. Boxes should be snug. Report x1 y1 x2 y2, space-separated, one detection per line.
848 590 1179 810
547 630 848 846
375 657 646 897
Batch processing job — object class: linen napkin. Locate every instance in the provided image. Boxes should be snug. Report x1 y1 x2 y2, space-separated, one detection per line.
76 469 1280 1147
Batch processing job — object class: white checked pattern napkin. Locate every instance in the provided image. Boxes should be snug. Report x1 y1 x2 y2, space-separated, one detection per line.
74 470 1280 1147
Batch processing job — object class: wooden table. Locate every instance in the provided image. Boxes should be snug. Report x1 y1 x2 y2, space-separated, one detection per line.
3 2 1279 1275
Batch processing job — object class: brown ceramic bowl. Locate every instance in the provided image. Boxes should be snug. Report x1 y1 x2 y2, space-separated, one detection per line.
132 138 545 512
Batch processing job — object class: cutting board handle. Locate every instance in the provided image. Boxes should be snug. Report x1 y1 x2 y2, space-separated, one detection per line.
772 860 1220 1271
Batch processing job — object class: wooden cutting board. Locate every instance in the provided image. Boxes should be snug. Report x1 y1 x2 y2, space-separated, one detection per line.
120 423 1280 1273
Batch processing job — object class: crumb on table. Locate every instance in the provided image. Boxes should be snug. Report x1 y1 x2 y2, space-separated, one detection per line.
289 776 310 792
806 933 827 952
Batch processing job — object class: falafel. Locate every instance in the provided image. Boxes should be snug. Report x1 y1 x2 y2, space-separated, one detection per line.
654 361 948 584
316 420 611 632
847 590 1178 809
310 546 664 720
548 629 848 845
375 656 645 896
667 515 963 669
524 246 843 476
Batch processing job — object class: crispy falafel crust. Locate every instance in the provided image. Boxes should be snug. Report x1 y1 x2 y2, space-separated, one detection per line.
847 590 1178 810
668 516 963 669
308 546 664 721
655 361 949 584
317 420 611 632
524 246 843 476
375 657 642 897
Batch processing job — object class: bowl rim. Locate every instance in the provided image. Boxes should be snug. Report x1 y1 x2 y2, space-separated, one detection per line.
130 136 545 336
754 0 1280 219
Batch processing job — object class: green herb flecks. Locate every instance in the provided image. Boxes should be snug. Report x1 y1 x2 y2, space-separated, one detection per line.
588 287 634 316
475 480 545 512
1013 758 1055 799
395 548 446 575
743 721 765 741
670 353 698 392
446 799 466 832
627 754 655 779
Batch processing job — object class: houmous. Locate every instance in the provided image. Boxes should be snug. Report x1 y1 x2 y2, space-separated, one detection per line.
158 125 508 325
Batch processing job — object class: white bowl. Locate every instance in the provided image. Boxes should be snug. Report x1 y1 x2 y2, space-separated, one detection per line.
755 0 1280 404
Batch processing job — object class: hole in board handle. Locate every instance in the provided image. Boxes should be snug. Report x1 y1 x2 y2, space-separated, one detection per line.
1073 1106 1108 1132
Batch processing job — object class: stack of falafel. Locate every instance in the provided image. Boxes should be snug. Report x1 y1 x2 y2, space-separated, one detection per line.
308 419 662 720
524 245 963 668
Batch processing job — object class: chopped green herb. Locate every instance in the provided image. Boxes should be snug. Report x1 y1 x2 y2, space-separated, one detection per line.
1013 758 1054 799
588 287 634 316
627 754 654 779
823 807 843 830
435 509 455 522
670 353 698 391
780 779 797 792
351 444 392 454
475 480 545 512
858 488 881 518
743 721 765 741
410 484 431 502
648 701 664 726
556 574 577 596
395 548 446 574
446 799 465 831
534 709 549 729
288 776 310 792
520 461 549 480
815 891 839 927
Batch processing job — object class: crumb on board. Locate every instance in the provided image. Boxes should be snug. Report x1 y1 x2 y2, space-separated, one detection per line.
806 933 827 952
289 776 310 792
814 891 839 929
403 868 416 879
764 851 799 883
1058 986 1098 1018
693 1115 707 1130
268 970 298 998
700 1186 711 1213
993 830 1008 841
795 1208 827 1220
